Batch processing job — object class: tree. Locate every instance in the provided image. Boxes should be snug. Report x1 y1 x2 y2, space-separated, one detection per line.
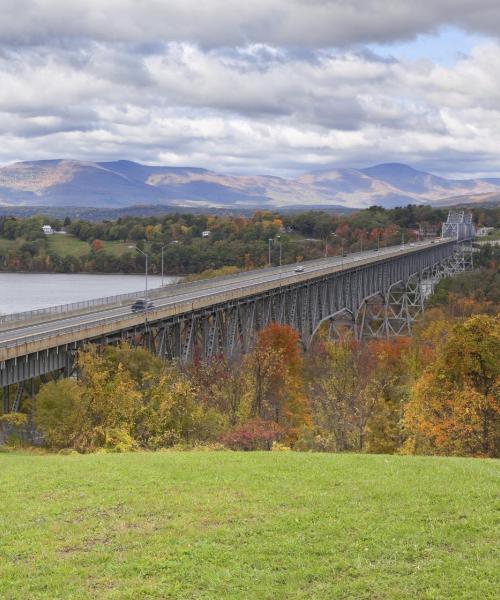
310 336 404 452
91 239 103 252
33 379 85 449
34 347 140 452
403 315 500 457
246 323 309 442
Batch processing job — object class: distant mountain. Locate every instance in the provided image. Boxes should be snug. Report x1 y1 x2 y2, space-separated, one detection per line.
0 159 499 210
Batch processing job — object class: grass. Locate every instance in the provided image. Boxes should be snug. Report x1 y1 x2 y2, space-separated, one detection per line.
47 234 90 257
483 230 500 241
0 238 18 251
46 235 133 258
100 240 135 257
0 452 498 599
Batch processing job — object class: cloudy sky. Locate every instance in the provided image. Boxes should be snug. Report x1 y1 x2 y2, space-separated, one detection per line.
1 0 499 178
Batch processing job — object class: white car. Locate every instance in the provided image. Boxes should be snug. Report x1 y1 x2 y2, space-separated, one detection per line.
294 265 305 273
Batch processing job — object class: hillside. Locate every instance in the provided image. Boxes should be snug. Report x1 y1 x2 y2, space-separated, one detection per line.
0 451 497 599
1 159 499 210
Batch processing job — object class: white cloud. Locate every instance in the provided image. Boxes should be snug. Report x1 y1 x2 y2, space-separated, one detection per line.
0 1 500 177
1 1 500 47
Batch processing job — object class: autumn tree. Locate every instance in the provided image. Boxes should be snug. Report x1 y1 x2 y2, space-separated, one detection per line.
35 347 140 452
187 358 250 427
245 323 309 443
311 337 376 451
403 314 500 457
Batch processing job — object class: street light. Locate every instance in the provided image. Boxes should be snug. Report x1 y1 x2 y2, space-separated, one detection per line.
129 245 149 322
160 244 166 287
268 238 273 267
275 235 282 286
324 232 331 258
275 235 282 269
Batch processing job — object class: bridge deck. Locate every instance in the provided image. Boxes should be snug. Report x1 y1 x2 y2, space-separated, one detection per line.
0 239 452 362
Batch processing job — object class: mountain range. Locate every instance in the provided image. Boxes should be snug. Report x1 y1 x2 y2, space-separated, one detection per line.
0 159 499 210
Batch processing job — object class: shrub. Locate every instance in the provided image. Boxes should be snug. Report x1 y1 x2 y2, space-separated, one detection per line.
220 418 282 451
0 412 29 446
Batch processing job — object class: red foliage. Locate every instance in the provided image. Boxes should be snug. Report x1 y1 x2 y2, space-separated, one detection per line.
220 419 282 451
256 323 301 375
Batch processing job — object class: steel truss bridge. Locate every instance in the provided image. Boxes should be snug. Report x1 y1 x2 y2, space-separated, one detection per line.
0 214 474 414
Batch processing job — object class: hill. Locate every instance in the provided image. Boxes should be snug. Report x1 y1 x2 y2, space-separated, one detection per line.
0 159 499 210
0 451 497 599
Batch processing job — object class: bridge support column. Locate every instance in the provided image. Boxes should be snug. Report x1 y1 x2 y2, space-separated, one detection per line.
356 274 425 340
2 385 9 414
324 309 355 341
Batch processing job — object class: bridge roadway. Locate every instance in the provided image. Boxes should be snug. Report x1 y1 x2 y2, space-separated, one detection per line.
0 239 449 365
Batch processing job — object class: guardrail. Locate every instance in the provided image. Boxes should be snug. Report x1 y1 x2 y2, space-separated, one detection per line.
0 290 145 324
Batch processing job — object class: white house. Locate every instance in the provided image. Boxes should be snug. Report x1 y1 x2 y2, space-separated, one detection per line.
202 230 211 238
476 226 494 237
42 225 53 235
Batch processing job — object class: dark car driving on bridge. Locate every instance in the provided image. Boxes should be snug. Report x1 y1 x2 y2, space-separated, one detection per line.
131 298 155 312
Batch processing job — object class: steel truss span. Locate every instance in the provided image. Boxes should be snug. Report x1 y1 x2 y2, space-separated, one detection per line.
1 238 474 410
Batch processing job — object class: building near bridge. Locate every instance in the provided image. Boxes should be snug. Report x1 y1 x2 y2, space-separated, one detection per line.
476 226 495 237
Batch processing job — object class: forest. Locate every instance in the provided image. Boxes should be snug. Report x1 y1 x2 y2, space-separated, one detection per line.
0 204 498 274
3 250 498 458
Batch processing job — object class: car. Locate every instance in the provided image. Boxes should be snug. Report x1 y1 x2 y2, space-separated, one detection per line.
131 298 155 312
399 246 405 251
409 242 415 247
294 265 305 273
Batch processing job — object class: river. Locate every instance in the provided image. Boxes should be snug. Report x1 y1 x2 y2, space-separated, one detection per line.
0 273 178 314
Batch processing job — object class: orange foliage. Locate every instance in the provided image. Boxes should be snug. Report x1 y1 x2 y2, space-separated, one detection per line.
404 315 500 457
252 323 310 442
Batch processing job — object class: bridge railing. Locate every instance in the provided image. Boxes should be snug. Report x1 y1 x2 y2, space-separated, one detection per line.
0 243 453 352
0 289 146 326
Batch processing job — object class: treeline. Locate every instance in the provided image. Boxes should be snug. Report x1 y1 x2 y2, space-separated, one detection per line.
3 260 498 457
1 205 498 274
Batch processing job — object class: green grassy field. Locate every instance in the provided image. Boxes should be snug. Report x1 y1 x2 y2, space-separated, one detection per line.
0 452 498 599
0 238 19 251
45 235 133 258
47 234 91 257
100 240 134 257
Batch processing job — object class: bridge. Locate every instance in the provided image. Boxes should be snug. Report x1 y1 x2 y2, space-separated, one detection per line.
0 211 474 412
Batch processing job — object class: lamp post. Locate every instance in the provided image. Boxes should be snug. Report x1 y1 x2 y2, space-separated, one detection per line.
275 235 282 268
129 245 149 322
275 235 282 286
325 232 337 258
268 238 273 267
160 244 166 287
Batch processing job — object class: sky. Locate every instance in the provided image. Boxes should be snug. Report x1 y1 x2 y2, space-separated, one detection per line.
0 0 499 178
